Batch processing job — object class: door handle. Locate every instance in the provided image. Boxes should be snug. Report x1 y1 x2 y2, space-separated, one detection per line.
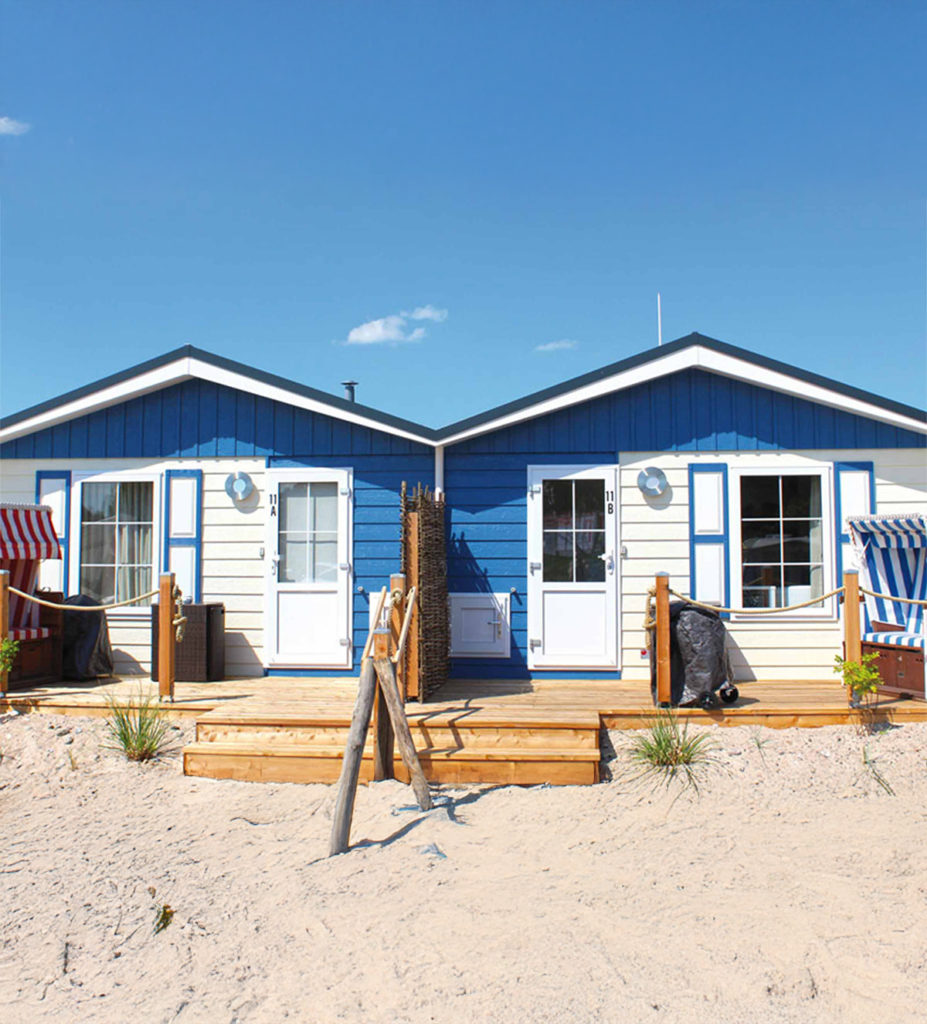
598 550 615 573
529 562 542 574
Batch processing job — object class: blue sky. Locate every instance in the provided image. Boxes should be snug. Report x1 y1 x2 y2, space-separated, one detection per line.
2 0 925 425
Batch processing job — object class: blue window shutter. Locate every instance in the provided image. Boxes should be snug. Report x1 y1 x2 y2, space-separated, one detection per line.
834 461 875 583
35 470 71 592
163 469 203 602
688 464 730 618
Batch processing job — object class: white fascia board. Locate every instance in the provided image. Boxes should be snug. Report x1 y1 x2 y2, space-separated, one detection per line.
439 345 927 446
694 348 927 435
0 356 434 447
187 359 432 445
0 358 196 444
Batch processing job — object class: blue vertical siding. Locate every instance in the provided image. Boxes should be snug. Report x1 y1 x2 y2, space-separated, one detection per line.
1 377 434 678
443 368 924 679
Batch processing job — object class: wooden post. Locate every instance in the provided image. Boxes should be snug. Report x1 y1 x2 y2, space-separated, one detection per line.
329 658 378 856
405 510 421 700
655 572 672 706
0 570 9 696
843 570 862 664
371 627 395 780
389 573 407 699
158 573 176 701
373 654 433 811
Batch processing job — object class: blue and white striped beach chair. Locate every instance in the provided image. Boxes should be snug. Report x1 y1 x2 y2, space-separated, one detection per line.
847 513 926 697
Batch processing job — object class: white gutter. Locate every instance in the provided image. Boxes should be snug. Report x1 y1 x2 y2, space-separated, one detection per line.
434 444 445 498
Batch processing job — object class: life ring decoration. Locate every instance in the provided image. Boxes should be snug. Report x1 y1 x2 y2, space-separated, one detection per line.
225 472 255 503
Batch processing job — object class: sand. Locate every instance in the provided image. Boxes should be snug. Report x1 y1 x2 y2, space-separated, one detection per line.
2 709 926 1024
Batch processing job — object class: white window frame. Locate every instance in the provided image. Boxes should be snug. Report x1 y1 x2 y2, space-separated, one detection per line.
729 465 836 621
69 469 162 621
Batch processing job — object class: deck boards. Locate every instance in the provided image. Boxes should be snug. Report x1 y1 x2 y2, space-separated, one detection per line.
4 675 926 787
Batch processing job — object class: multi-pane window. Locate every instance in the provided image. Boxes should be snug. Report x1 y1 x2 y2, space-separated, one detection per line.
740 475 824 608
278 482 338 583
80 481 154 605
542 479 606 582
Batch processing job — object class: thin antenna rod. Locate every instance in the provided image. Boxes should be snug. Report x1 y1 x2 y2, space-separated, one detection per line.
657 293 663 346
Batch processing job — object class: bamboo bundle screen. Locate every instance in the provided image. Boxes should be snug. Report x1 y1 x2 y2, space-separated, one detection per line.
400 483 449 702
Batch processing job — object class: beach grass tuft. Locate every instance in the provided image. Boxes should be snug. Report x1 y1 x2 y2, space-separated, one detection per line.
104 690 172 762
626 710 719 795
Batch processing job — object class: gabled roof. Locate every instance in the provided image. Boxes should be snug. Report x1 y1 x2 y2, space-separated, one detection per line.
0 345 440 446
1 333 925 449
432 332 927 443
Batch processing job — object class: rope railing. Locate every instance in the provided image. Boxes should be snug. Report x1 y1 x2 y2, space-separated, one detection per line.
8 587 159 611
8 584 188 641
859 587 927 608
667 586 847 617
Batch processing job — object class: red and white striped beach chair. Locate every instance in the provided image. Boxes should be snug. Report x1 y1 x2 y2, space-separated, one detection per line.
0 503 64 687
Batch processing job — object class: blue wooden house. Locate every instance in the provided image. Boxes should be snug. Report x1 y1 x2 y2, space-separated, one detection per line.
1 332 924 684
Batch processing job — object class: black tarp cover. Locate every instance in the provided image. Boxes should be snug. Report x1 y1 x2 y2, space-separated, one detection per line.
650 601 729 707
62 595 114 680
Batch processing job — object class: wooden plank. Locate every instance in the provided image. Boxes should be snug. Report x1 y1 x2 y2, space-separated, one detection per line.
371 628 394 780
405 510 420 699
373 655 433 810
843 570 862 664
158 573 176 701
390 573 406 699
329 658 378 856
655 573 671 705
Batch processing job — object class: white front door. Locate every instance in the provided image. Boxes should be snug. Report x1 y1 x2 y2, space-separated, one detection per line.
526 465 619 670
265 468 353 670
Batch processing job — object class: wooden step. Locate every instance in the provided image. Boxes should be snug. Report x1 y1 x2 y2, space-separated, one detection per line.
183 741 600 786
195 719 599 752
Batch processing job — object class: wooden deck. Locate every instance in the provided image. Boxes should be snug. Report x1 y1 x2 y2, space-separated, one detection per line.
3 676 925 786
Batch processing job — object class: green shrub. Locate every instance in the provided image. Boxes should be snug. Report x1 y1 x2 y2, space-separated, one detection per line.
0 637 20 675
834 653 882 707
104 690 172 762
626 710 719 794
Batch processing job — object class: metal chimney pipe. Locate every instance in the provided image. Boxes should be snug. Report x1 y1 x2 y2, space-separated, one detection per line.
341 380 358 403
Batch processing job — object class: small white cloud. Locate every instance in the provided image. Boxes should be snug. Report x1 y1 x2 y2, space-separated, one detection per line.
0 117 30 136
404 305 448 323
344 305 447 345
535 339 578 352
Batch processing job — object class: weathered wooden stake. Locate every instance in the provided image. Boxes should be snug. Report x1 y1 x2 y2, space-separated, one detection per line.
372 627 395 780
843 570 862 664
0 570 10 696
158 573 176 701
373 653 433 811
329 658 378 856
655 572 672 706
390 573 407 698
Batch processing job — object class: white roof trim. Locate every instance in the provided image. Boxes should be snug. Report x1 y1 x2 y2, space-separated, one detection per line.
437 345 927 445
0 356 435 446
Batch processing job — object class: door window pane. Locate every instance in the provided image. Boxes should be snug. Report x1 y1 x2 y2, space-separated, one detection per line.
311 537 338 582
279 483 308 532
543 481 573 529
119 482 153 522
310 482 338 533
575 479 605 530
280 539 308 583
576 532 606 581
543 532 573 582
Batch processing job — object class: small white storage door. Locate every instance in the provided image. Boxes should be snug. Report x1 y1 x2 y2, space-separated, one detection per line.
526 465 619 670
449 593 510 658
266 468 353 670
